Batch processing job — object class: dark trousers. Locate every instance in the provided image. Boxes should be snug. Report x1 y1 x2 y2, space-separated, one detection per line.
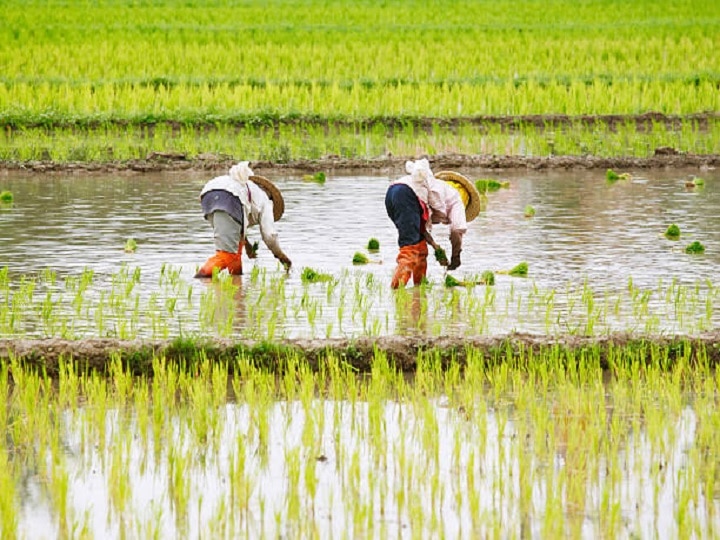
385 184 423 247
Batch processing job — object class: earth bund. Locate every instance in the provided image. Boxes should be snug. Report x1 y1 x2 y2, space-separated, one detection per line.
2 332 719 376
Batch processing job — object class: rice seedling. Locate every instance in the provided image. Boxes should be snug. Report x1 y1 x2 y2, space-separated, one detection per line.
685 241 705 254
606 168 631 182
497 261 529 277
475 179 509 193
433 247 449 266
300 267 335 284
665 223 681 240
0 190 13 203
124 238 138 253
366 238 380 252
523 205 535 218
302 172 326 184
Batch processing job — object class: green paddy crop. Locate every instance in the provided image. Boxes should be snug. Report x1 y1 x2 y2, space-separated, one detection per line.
2 263 720 341
1 343 719 537
1 0 719 163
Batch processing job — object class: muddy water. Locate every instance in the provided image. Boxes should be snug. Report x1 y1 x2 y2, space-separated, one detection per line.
1 167 719 338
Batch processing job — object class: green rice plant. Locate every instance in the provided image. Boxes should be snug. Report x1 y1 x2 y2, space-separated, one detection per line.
352 252 369 264
366 238 380 252
0 191 13 203
434 247 449 266
524 205 536 218
475 179 508 193
664 223 681 240
497 261 529 277
300 267 335 284
124 238 137 253
685 241 705 254
302 172 326 184
606 169 631 182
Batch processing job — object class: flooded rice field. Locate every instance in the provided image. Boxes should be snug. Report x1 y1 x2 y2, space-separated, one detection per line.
1 168 719 339
2 168 720 539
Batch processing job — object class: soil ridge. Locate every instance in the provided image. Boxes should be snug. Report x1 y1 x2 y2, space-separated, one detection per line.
2 333 719 375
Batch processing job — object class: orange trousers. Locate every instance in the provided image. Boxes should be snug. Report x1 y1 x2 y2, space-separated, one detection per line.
195 243 245 278
391 241 428 288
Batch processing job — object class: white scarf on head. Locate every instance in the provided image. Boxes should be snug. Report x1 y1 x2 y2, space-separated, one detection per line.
229 161 254 184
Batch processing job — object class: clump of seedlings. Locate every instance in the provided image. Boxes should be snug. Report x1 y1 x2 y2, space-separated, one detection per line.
352 252 368 264
300 267 335 284
481 270 495 285
302 172 326 184
444 270 495 287
124 238 137 253
685 241 705 254
497 261 529 276
606 168 631 182
475 178 509 192
524 205 536 218
685 176 705 188
0 190 13 203
434 247 449 266
366 238 380 252
664 224 681 240
352 249 383 264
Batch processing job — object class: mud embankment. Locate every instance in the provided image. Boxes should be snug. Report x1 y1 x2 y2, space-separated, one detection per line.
2 333 720 375
1 151 719 177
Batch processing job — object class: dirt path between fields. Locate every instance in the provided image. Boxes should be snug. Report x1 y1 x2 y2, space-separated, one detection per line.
2 333 719 375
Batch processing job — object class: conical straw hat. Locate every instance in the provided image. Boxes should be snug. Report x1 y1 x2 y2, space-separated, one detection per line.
249 175 285 221
435 170 482 222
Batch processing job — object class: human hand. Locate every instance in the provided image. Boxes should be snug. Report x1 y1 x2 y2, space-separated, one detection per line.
448 254 461 270
277 254 292 271
247 241 259 259
434 247 449 267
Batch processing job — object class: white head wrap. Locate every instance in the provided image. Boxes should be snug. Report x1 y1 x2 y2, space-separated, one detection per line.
405 158 434 184
229 161 253 184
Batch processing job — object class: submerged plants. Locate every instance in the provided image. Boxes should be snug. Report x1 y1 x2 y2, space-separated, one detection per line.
664 224 681 240
685 241 705 254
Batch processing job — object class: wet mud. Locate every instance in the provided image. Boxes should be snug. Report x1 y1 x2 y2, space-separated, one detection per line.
3 333 720 376
2 151 719 177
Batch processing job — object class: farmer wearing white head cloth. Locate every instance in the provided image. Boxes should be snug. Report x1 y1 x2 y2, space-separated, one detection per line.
385 159 447 288
195 161 292 278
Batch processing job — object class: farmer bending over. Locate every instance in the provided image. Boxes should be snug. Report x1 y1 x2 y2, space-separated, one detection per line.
385 159 446 288
195 161 292 278
429 171 483 270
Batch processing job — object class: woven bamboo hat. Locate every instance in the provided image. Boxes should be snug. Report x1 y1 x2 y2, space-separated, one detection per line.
249 175 285 221
435 171 483 222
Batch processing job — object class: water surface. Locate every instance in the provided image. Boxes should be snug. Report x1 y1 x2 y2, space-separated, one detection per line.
1 168 719 338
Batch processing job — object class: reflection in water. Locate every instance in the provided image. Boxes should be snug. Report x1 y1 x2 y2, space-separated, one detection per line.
14 397 717 539
394 286 429 335
196 274 246 335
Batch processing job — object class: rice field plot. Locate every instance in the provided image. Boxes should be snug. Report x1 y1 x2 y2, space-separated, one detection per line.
1 346 718 538
1 0 719 162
